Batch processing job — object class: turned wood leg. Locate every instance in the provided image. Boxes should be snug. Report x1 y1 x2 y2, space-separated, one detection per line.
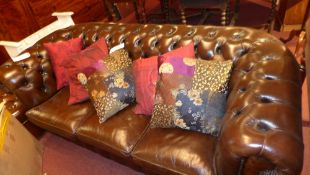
225 1 230 25
133 0 141 23
180 8 187 24
104 0 119 22
230 0 240 25
221 7 227 25
163 0 170 22
141 0 147 23
267 0 277 32
142 11 146 23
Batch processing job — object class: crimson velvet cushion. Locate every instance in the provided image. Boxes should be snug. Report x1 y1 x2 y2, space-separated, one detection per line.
44 37 83 90
62 38 109 104
132 43 195 115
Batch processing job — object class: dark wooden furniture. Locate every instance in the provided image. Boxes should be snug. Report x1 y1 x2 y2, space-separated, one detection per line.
231 0 278 32
0 0 109 64
276 0 310 31
141 0 170 23
294 17 310 125
178 0 230 25
305 18 310 118
145 0 232 25
103 0 143 22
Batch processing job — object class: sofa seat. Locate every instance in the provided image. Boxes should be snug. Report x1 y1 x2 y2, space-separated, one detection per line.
26 87 96 139
76 105 150 156
132 128 216 175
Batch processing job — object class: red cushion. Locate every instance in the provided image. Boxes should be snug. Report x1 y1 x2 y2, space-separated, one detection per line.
133 42 195 115
63 38 109 104
44 37 83 90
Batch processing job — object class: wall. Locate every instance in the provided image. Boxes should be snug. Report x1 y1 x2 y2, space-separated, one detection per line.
0 0 109 64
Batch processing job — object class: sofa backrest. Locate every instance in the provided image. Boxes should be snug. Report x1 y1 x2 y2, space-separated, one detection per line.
0 23 301 108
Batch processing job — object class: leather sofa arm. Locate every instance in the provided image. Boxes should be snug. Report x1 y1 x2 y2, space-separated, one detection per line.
0 83 28 122
0 48 57 109
215 40 304 175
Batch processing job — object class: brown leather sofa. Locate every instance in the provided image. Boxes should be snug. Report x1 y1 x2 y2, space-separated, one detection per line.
0 23 304 175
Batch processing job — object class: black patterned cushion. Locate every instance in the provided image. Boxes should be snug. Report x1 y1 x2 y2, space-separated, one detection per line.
78 49 135 123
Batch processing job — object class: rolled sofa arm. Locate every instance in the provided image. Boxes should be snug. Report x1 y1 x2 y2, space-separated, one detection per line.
0 12 74 108
0 48 57 109
0 82 28 121
215 38 304 175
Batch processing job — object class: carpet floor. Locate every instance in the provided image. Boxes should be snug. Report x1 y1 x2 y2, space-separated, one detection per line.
40 133 143 175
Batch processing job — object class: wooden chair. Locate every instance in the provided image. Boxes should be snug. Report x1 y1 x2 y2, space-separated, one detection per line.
103 0 144 22
291 17 310 125
177 0 231 25
305 18 310 115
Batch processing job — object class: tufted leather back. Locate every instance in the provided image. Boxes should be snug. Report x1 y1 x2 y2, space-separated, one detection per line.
0 22 303 174
0 23 301 108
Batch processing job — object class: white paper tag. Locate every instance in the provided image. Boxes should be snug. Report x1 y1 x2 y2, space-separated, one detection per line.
109 43 125 54
12 52 31 62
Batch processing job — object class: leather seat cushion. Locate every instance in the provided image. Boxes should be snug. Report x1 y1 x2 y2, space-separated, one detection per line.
26 87 96 139
76 105 150 156
132 128 216 175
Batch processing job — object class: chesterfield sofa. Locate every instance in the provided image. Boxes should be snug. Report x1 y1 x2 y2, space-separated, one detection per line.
0 23 304 175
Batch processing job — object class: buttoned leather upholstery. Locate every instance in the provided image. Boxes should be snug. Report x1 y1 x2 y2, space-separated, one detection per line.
26 87 96 140
0 22 304 175
132 128 217 175
76 105 150 156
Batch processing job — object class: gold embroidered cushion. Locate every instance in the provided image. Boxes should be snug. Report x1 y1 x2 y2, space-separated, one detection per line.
78 49 135 123
150 57 233 136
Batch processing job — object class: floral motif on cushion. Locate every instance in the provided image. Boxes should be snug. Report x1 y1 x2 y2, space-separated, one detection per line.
150 57 233 136
79 68 135 123
78 49 135 123
61 37 109 104
132 42 195 116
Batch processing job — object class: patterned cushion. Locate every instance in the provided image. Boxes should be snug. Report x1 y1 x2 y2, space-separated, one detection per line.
132 42 195 116
44 37 83 90
62 38 109 104
150 57 233 136
78 49 134 123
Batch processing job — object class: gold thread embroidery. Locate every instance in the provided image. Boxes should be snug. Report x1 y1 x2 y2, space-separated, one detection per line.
150 104 175 128
183 57 196 66
192 60 232 93
103 49 132 72
159 63 174 74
